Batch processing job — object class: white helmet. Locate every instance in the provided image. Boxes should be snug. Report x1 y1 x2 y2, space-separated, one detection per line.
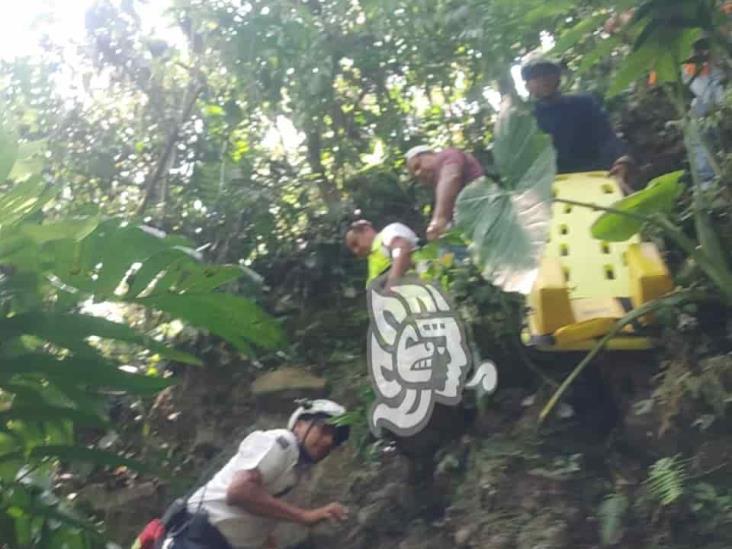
287 399 349 446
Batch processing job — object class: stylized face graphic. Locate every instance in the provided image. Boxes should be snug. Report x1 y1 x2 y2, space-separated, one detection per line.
396 322 436 386
395 317 464 394
366 277 478 437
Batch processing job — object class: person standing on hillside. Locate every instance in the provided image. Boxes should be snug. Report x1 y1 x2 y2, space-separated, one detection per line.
404 146 485 241
521 57 635 193
683 35 726 185
133 400 350 549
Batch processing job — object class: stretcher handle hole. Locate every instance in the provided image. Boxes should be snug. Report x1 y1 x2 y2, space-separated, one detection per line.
560 244 569 256
563 204 573 214
604 265 615 280
559 224 569 235
601 183 614 194
563 268 571 282
601 242 610 254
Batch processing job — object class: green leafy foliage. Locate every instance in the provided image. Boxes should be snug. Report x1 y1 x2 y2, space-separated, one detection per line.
1 0 731 546
598 493 629 546
591 170 684 241
455 108 556 293
691 483 732 533
140 293 285 353
0 127 283 546
607 28 700 96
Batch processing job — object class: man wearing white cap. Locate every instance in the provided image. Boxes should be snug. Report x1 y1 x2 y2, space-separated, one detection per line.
405 146 484 241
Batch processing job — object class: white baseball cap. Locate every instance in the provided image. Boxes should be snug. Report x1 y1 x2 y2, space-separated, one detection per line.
405 145 434 162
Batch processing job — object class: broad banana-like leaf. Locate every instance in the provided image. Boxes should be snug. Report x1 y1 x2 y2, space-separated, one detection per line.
0 405 108 427
0 312 201 365
456 108 556 294
591 171 683 241
139 292 285 352
0 177 60 229
8 140 46 182
20 217 100 244
0 125 18 183
0 353 173 394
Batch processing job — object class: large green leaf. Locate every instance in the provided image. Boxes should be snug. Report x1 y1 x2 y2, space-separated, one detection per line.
20 217 100 244
12 487 103 538
8 140 46 182
608 25 700 96
0 312 201 365
124 247 198 298
0 126 18 183
176 264 248 294
139 293 285 353
89 223 172 299
125 247 242 298
492 108 555 191
0 354 171 394
591 171 684 241
456 108 556 294
0 405 107 428
42 238 97 295
0 177 60 229
554 12 606 53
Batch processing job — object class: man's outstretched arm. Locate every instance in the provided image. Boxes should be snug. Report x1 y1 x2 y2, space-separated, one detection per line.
385 236 414 289
588 96 635 192
429 163 463 240
226 469 348 526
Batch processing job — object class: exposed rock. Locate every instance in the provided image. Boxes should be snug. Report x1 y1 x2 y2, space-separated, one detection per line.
515 514 570 549
252 367 328 411
454 524 476 546
79 482 162 544
80 481 157 512
397 520 451 549
622 394 679 459
482 532 515 548
694 437 732 475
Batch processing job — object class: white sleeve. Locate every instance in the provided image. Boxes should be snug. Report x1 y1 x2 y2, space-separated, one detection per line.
380 223 418 256
231 432 293 486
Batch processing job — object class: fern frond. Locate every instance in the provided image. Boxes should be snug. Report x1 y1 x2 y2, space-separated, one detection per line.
646 455 687 506
598 493 628 545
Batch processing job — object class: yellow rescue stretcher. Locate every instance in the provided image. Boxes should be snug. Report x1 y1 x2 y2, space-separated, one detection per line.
523 172 674 351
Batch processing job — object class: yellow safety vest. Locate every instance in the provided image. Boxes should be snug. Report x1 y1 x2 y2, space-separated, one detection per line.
367 233 391 285
366 231 435 287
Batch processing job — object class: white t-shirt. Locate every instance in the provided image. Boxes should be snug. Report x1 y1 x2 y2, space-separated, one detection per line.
378 223 418 258
187 429 300 549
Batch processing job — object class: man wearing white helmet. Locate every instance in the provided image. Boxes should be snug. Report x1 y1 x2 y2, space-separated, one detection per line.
160 399 350 549
405 145 484 241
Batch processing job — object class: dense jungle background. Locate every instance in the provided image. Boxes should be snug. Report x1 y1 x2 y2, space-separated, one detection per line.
1 0 732 547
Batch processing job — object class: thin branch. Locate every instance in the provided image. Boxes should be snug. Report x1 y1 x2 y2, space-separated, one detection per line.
136 80 204 216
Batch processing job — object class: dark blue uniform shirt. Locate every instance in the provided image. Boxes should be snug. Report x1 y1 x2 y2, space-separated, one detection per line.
533 93 627 174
